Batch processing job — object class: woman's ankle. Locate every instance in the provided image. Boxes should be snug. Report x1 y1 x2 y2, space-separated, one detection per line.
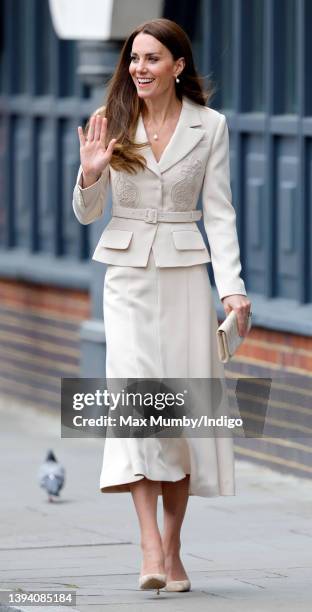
162 535 181 557
164 552 188 581
140 540 165 575
141 532 162 549
141 536 164 557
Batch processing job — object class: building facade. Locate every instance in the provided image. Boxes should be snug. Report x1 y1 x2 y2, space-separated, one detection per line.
0 0 311 477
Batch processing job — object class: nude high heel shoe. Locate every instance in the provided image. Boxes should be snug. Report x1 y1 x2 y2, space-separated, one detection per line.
165 578 191 592
139 573 167 594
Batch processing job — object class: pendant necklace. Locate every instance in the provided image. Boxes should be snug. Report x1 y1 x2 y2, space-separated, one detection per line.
145 103 182 142
143 115 165 142
151 113 176 140
150 111 178 141
147 115 166 141
151 122 165 141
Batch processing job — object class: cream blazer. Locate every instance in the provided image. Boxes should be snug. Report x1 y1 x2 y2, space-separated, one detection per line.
72 95 247 301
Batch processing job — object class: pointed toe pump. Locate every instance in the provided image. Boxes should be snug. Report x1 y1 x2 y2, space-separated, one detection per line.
165 578 191 592
139 573 167 594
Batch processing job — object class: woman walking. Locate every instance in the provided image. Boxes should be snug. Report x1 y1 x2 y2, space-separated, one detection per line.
72 17 251 593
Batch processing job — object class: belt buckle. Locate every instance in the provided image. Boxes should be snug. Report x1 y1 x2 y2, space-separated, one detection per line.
144 208 158 224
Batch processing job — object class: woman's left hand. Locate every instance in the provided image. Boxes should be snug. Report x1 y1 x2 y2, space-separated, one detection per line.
221 295 252 337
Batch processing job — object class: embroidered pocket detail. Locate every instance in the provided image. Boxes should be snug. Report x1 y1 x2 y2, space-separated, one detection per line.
170 158 204 209
114 174 140 208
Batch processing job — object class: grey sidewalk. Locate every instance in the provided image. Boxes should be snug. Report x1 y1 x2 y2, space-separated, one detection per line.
0 400 311 612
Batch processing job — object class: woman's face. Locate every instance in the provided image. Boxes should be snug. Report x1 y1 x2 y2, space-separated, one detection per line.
129 33 184 100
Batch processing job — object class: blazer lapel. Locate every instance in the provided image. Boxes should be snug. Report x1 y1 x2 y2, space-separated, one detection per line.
158 97 206 173
134 96 206 177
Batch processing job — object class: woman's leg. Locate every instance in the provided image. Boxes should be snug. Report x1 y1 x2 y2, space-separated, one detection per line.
161 475 190 581
130 477 165 575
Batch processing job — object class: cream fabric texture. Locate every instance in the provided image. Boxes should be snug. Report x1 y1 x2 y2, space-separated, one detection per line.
72 95 247 301
101 253 235 497
72 95 247 497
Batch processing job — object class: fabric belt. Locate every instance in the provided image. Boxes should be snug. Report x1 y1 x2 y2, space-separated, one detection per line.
112 206 202 224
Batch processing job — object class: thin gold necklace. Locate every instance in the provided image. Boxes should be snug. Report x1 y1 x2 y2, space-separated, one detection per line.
147 118 166 141
144 104 182 141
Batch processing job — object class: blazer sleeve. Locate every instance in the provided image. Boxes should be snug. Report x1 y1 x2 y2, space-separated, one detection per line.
72 164 110 225
202 114 247 301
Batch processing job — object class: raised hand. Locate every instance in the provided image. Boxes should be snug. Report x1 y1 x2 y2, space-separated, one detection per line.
77 115 117 187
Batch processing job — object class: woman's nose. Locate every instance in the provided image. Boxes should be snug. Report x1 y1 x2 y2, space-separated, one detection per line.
137 60 147 72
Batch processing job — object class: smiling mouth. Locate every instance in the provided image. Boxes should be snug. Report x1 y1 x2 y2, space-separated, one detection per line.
137 78 155 86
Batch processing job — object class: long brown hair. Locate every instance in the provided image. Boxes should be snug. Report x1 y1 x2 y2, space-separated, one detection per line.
86 18 215 174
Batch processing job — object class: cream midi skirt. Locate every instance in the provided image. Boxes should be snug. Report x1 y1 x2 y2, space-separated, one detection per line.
99 251 235 497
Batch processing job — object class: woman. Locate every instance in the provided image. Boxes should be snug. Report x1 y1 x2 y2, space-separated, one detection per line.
73 17 251 594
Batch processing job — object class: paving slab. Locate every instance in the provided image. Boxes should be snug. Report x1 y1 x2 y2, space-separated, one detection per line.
0 399 311 611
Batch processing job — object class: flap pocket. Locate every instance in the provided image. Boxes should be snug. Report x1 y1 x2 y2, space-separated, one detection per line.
100 229 133 250
172 230 206 251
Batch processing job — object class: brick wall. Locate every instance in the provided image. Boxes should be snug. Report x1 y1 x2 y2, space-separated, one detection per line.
235 326 312 374
0 279 90 410
0 285 310 480
223 323 312 480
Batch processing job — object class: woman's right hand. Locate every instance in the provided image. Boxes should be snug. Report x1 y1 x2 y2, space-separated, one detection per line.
77 115 117 187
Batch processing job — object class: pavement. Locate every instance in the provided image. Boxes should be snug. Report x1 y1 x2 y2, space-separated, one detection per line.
0 399 312 612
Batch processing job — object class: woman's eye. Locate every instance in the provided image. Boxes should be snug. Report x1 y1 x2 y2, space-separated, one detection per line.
130 57 158 62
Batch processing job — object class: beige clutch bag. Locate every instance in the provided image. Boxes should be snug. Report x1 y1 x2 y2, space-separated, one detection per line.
216 310 252 363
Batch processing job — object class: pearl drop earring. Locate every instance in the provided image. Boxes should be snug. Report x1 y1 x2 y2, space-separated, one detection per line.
175 76 180 83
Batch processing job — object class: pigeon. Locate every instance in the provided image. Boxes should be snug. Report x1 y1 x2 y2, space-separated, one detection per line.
38 450 65 502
